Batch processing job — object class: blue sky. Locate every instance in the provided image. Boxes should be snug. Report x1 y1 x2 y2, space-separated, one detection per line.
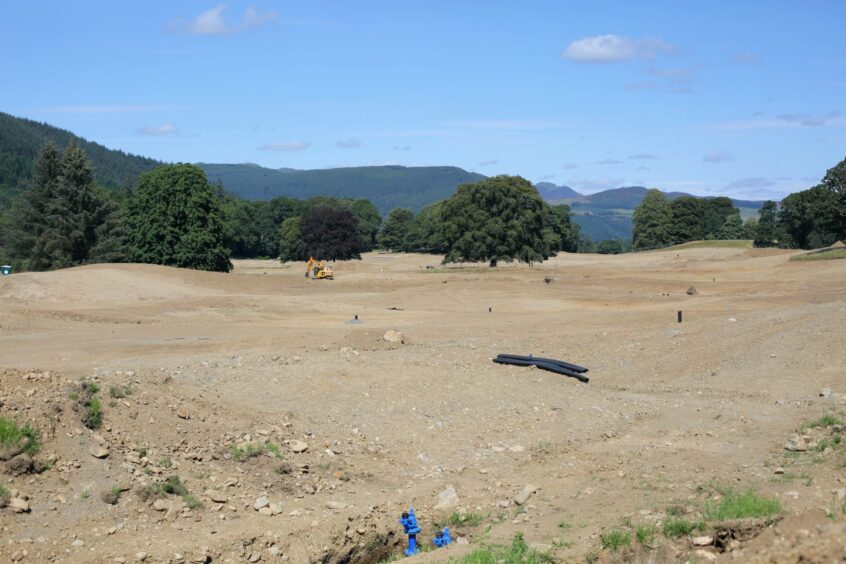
2 1 844 200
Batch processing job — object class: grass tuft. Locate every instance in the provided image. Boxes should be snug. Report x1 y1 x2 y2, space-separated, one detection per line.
662 517 696 538
447 533 554 563
704 488 780 521
441 511 485 527
600 529 631 552
0 417 40 456
635 524 656 547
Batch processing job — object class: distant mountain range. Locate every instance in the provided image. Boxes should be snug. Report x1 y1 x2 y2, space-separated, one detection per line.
0 112 765 242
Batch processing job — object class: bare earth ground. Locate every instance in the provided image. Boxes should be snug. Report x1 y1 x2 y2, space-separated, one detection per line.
1 248 845 563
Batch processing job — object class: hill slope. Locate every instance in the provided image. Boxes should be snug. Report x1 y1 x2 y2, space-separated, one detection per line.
198 163 485 216
0 112 161 208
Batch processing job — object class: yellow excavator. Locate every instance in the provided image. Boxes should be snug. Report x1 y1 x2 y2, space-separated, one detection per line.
305 257 334 280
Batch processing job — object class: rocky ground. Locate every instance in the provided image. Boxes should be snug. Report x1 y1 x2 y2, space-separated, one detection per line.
0 248 844 563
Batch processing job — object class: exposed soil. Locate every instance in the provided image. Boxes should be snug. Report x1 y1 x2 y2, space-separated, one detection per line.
1 248 845 563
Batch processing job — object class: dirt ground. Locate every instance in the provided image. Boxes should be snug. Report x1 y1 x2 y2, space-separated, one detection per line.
1 247 845 563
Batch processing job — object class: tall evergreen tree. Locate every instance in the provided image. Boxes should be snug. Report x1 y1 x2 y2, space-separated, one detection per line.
378 208 415 251
126 164 231 272
754 200 778 247
632 189 672 250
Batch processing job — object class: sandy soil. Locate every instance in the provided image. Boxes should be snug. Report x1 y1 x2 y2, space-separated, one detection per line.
1 248 845 563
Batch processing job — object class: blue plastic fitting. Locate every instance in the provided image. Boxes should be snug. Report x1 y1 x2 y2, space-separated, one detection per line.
400 508 421 556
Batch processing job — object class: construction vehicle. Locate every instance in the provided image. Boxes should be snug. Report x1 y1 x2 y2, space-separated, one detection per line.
305 257 334 280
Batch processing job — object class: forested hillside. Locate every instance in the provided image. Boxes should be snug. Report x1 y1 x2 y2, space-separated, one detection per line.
198 163 485 216
0 112 161 208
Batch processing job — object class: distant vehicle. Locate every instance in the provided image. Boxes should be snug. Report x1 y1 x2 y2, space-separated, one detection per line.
305 257 334 280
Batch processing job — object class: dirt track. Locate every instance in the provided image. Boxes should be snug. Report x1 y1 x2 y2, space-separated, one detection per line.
1 248 845 563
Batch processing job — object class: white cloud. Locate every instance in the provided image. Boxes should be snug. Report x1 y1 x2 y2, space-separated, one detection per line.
596 158 622 165
733 52 761 64
725 177 775 190
565 176 628 193
562 34 674 63
138 123 177 136
703 151 734 163
477 159 499 166
258 141 310 151
335 138 362 148
562 162 579 170
180 4 278 36
627 153 658 160
705 111 843 131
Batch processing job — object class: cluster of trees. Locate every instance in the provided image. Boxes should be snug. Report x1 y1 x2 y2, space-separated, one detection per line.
632 190 753 250
220 194 380 259
754 156 846 249
375 176 581 266
0 145 232 272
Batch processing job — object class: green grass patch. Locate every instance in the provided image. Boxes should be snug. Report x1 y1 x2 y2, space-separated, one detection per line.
635 524 656 547
662 517 696 538
158 457 172 468
600 529 631 552
775 471 812 486
264 441 283 459
230 442 264 462
441 511 485 527
671 240 753 250
80 489 90 500
704 488 780 521
0 417 40 456
0 484 10 505
803 413 843 429
140 475 189 501
182 494 203 510
790 248 846 262
448 533 554 563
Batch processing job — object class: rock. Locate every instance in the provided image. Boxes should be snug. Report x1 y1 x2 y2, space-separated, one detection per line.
9 497 30 512
71 539 85 547
152 500 169 512
514 484 537 506
90 446 110 459
135 552 148 562
258 507 273 516
833 488 846 502
694 549 717 561
693 536 713 546
325 500 349 510
820 388 832 398
383 330 407 344
508 445 525 453
456 536 469 545
175 407 191 420
288 440 308 453
5 454 44 476
10 550 25 561
205 489 228 503
686 287 697 295
269 502 283 516
773 467 785 475
434 485 459 510
784 435 808 452
254 496 270 510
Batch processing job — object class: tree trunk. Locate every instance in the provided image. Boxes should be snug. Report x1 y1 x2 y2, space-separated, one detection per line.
489 258 498 267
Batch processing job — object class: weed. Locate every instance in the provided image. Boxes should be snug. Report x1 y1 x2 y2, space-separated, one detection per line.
230 443 264 462
814 435 843 452
558 521 571 530
665 504 685 517
776 471 812 486
101 485 122 505
531 441 553 453
803 414 843 429
108 385 131 399
265 441 283 459
71 382 103 430
449 533 554 563
159 457 173 469
0 417 40 456
0 484 10 507
585 549 600 563
135 446 148 457
635 524 656 547
85 396 102 429
663 517 695 538
140 475 189 501
318 462 332 470
80 489 90 500
704 488 780 521
442 511 484 527
600 529 631 552
182 494 203 510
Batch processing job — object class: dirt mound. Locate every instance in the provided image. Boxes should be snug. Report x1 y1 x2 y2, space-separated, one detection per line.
831 240 845 248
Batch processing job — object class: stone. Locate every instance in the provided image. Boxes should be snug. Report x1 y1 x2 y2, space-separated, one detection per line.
456 536 469 545
258 507 273 516
9 497 30 513
90 446 110 459
820 388 832 398
694 549 717 561
152 500 169 512
833 488 846 502
383 330 407 344
205 489 228 503
773 467 785 475
288 440 308 454
434 485 459 510
10 550 25 562
514 484 538 506
269 502 283 516
686 287 697 295
693 536 713 546
784 435 808 452
254 496 270 510
72 539 85 547
175 407 191 419
325 500 349 510
135 552 148 562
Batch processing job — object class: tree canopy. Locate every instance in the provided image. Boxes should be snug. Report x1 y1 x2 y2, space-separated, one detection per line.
378 208 415 251
632 189 672 250
440 175 550 267
298 206 364 260
126 164 231 272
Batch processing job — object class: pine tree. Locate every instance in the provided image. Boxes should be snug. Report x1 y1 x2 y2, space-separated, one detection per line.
754 201 778 247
